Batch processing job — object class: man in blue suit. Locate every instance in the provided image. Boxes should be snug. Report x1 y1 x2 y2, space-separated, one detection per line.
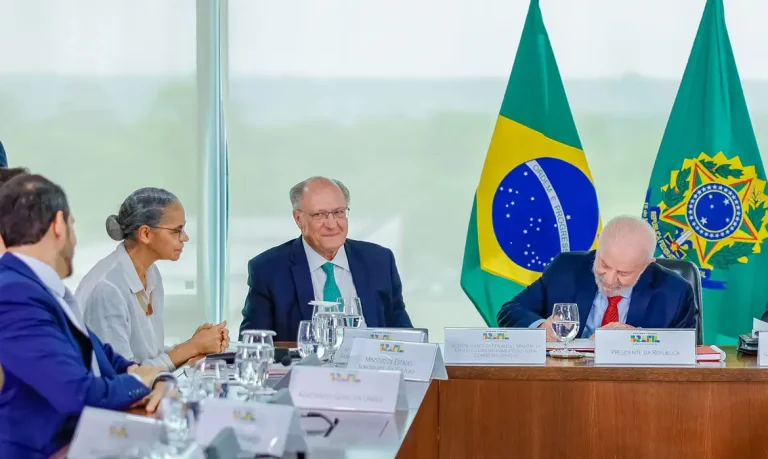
241 176 413 341
498 216 696 339
0 174 167 458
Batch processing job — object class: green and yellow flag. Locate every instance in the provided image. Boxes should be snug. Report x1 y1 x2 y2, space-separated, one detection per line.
642 0 768 344
461 0 601 326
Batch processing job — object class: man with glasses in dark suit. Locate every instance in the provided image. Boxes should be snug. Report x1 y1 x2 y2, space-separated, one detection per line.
240 176 413 341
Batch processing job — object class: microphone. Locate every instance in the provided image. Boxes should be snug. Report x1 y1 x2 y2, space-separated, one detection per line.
280 355 293 367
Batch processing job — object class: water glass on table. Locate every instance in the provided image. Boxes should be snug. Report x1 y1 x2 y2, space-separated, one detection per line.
193 358 229 399
235 343 274 399
241 329 276 348
297 320 319 359
550 302 581 358
336 296 366 327
313 310 347 365
159 382 201 452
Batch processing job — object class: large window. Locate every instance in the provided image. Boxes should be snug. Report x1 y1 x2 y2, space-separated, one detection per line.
225 0 768 341
0 0 201 344
4 1 768 343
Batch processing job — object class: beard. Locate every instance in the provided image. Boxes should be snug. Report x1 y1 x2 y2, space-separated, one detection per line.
592 261 631 297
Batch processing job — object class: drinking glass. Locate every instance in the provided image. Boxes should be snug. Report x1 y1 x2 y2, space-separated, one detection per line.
336 297 365 328
235 343 273 398
311 301 342 318
240 329 276 366
241 329 276 348
159 383 201 451
313 310 347 365
297 320 319 358
194 358 229 399
550 303 580 358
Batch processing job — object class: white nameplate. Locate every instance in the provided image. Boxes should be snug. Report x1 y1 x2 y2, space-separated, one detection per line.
443 327 546 365
196 399 306 456
594 328 696 365
289 366 407 413
333 328 427 365
346 338 447 382
68 407 162 459
758 331 768 366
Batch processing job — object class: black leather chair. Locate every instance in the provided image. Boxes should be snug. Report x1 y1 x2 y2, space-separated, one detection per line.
654 257 704 344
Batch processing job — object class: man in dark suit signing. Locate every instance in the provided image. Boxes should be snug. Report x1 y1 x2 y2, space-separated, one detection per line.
498 215 696 339
240 176 413 341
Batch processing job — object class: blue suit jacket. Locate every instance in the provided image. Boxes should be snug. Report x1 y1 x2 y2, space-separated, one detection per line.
240 238 413 341
497 251 696 337
0 254 150 459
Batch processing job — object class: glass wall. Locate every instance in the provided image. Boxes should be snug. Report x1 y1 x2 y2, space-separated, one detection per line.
4 1 768 343
225 0 768 342
0 0 202 344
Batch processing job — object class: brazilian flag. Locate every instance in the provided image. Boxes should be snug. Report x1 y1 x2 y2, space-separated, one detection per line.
642 0 768 344
461 0 601 326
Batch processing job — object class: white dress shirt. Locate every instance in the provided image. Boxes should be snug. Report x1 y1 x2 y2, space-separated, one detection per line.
76 243 174 371
582 288 633 338
302 238 358 301
13 253 101 376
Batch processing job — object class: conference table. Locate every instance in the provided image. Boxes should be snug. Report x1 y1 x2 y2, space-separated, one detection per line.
58 346 768 458
398 345 768 459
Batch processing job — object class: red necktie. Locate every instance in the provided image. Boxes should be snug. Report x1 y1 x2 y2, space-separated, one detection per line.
601 296 622 326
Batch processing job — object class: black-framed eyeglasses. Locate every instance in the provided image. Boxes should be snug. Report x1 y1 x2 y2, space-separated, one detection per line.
301 412 339 437
151 225 186 240
300 208 349 222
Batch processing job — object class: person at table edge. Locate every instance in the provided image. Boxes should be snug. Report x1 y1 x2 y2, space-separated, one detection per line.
0 174 170 459
240 176 413 341
497 215 697 339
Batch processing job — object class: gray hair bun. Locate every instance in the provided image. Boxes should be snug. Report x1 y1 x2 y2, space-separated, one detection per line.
105 214 125 241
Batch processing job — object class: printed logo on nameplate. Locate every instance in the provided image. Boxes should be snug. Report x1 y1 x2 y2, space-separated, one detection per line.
443 328 546 365
288 366 406 413
594 328 696 365
68 407 162 459
346 338 447 382
196 399 306 456
333 328 427 365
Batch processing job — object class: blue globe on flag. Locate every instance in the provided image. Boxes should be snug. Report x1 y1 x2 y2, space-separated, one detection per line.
491 157 600 273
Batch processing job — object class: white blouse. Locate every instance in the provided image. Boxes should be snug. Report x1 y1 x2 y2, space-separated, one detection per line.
75 243 174 370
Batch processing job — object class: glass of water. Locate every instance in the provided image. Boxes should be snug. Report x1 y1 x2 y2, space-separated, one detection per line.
313 310 347 365
336 297 365 328
159 383 201 451
550 303 580 358
241 329 276 348
194 358 229 399
235 343 273 398
297 320 319 358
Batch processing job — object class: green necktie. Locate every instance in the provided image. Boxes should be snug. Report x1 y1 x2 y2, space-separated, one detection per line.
321 262 342 303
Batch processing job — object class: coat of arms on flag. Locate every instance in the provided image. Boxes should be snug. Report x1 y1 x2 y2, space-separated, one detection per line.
643 152 768 289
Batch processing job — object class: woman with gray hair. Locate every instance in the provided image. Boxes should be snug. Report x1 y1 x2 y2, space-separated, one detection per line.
76 187 229 371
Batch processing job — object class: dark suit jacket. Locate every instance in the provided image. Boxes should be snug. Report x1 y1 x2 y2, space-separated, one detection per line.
497 251 696 337
240 238 413 341
0 253 149 459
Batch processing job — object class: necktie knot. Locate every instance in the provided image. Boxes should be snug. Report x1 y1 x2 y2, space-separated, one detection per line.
321 262 335 276
608 296 622 308
601 295 623 326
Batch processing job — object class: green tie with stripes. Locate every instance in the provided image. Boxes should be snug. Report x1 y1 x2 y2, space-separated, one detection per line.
321 262 342 303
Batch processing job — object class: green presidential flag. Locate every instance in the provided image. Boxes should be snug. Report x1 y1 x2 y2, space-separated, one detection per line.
642 0 768 344
461 0 601 326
